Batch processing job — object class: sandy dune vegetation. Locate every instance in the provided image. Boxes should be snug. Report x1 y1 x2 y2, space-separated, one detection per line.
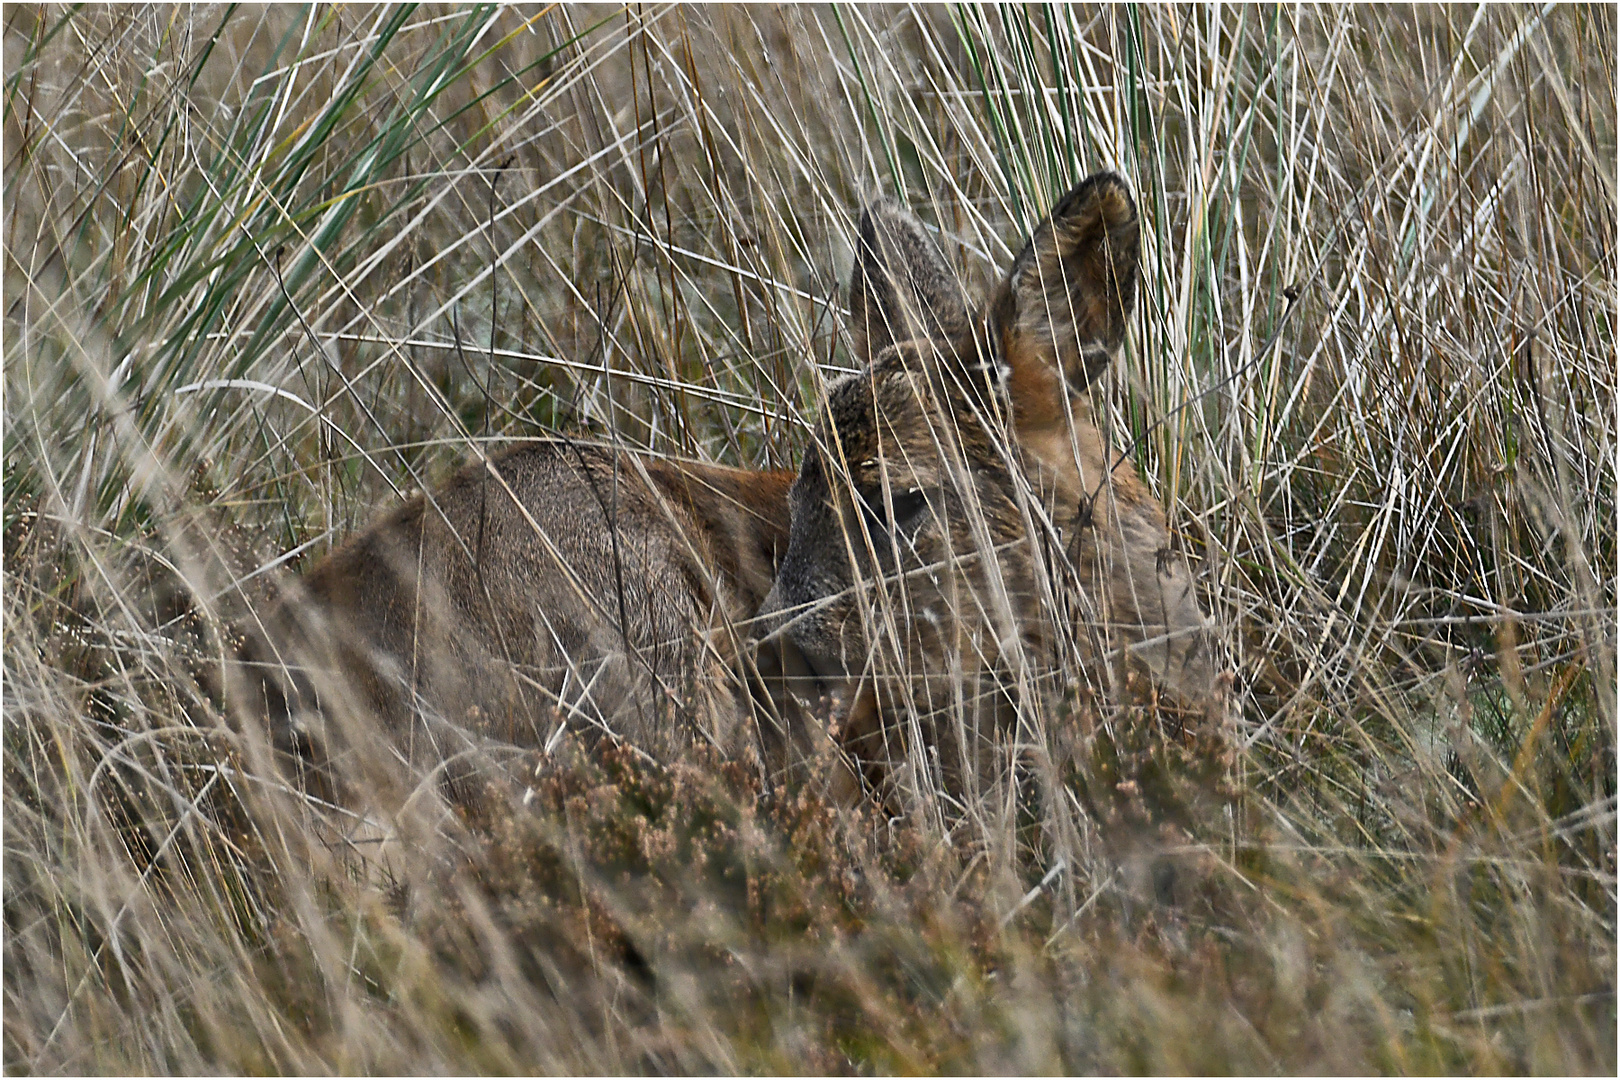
4 5 1614 1073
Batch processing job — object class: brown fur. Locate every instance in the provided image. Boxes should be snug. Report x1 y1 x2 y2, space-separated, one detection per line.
761 173 1223 798
238 176 1219 801
240 439 795 771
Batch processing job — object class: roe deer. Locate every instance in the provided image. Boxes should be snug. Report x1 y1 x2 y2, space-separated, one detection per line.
760 172 1224 800
240 439 795 773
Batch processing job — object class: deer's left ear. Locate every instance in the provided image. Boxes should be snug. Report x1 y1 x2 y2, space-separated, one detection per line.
988 173 1139 425
848 198 972 367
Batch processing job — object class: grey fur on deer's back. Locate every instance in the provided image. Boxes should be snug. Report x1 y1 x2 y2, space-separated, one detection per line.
251 440 793 767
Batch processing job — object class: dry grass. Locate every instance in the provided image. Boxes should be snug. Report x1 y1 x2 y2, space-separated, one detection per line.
4 4 1614 1073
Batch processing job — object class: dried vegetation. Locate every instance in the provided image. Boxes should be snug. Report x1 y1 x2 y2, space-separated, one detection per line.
4 5 1614 1073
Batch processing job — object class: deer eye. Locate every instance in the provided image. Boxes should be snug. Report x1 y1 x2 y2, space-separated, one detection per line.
857 485 930 538
888 487 929 528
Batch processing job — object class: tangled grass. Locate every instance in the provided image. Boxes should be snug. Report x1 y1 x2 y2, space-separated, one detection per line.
5 5 1614 1073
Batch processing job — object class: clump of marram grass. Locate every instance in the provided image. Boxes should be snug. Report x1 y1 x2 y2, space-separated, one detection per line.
6 4 1614 1075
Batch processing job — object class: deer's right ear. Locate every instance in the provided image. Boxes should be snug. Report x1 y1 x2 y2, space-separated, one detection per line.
989 172 1140 425
848 199 971 365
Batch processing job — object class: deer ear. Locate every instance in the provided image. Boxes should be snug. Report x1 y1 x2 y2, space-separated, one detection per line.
989 173 1139 419
848 198 972 366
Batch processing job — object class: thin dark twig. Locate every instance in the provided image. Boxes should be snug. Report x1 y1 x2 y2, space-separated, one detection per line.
267 246 414 501
1087 287 1303 511
1085 174 1379 509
